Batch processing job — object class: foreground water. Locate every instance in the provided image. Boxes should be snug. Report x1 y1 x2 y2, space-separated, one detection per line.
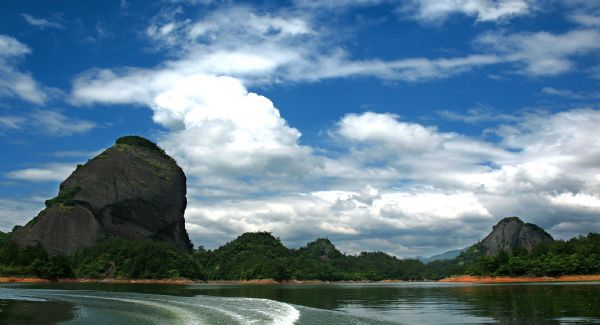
1 281 599 324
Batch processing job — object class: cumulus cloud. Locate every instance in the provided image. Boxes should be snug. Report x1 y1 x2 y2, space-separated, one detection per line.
336 112 444 151
66 5 600 256
184 189 494 256
0 35 46 104
187 108 600 256
70 57 600 255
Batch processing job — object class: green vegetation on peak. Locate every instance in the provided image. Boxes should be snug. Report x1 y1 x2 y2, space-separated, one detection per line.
199 232 291 281
299 238 343 260
44 185 82 208
115 135 173 161
498 216 523 224
217 232 288 255
306 238 334 246
523 222 546 232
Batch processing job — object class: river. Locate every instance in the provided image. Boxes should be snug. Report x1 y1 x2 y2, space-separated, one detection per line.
1 281 599 324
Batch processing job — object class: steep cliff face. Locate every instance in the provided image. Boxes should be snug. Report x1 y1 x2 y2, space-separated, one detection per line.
11 136 193 255
479 217 554 256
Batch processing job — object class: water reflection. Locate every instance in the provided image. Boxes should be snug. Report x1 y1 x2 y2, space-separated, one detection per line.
0 299 74 325
5 282 600 324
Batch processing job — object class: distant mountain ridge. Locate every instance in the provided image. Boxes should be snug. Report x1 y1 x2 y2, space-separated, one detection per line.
419 248 468 263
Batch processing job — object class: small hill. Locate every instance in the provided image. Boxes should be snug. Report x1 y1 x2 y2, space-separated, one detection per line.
11 136 193 255
479 217 554 256
202 232 291 280
297 238 343 261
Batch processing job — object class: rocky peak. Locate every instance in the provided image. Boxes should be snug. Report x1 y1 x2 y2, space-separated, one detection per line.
479 217 554 256
11 136 193 255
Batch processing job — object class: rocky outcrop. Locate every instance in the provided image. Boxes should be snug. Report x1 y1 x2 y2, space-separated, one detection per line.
479 217 554 256
11 136 193 255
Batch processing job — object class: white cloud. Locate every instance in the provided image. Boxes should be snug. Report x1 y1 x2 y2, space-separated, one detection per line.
67 63 600 254
402 0 531 23
6 163 76 182
336 112 444 152
294 0 385 10
477 29 600 76
0 35 46 104
0 110 96 136
0 198 44 231
0 36 30 57
225 108 600 255
0 115 26 130
90 6 505 86
21 14 64 29
65 5 600 256
34 110 96 136
549 193 600 210
155 74 319 192
437 106 518 123
570 14 600 27
184 188 493 256
541 87 600 100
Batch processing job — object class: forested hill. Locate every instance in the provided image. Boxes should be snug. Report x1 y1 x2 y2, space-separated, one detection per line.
194 232 428 281
1 228 599 281
0 231 431 281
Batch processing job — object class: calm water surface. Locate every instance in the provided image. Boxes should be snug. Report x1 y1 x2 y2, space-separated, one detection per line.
1 281 599 324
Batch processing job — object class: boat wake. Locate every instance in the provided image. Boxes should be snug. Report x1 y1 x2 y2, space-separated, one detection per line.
0 288 391 324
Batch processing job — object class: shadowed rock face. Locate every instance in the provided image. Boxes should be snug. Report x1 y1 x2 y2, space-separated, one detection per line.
479 217 554 256
11 136 193 255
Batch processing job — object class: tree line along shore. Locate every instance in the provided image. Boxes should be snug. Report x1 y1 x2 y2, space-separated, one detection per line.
1 231 599 283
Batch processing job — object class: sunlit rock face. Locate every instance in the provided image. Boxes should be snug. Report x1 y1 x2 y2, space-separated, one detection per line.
479 217 554 256
11 136 193 255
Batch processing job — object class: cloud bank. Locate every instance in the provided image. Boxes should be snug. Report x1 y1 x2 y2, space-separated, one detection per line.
71 64 600 257
4 2 600 257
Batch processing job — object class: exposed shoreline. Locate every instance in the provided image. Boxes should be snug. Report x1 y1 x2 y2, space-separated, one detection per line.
439 275 600 283
2 275 600 285
0 277 399 285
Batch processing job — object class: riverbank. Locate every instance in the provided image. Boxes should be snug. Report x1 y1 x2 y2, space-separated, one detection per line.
3 275 599 285
0 277 197 284
439 275 600 283
0 277 383 285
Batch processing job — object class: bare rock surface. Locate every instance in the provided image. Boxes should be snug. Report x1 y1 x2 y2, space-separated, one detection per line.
479 217 554 256
11 136 193 255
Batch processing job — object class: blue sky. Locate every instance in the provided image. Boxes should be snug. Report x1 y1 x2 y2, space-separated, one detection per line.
1 0 599 257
